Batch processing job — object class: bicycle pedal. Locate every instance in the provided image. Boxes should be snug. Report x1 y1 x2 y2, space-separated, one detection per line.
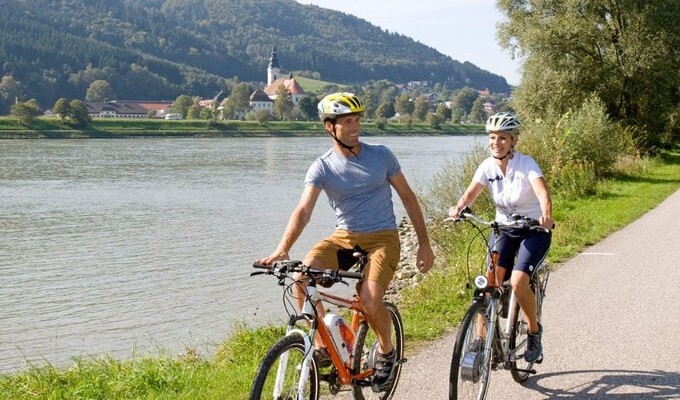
350 378 372 387
513 367 537 374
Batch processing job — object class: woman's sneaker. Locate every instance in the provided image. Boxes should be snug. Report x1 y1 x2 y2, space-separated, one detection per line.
524 324 543 362
371 349 396 393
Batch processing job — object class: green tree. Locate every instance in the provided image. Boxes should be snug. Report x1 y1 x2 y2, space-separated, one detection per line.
427 113 442 129
85 80 116 101
298 96 318 121
451 108 465 124
171 95 194 118
413 96 429 121
435 103 452 122
0 75 25 115
395 94 414 116
468 97 487 123
450 87 479 116
273 85 294 120
375 101 395 119
52 98 71 122
248 109 271 126
10 99 40 125
498 0 680 151
187 104 202 119
69 99 91 127
226 83 254 118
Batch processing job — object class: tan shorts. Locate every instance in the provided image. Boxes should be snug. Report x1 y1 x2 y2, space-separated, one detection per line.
304 229 400 291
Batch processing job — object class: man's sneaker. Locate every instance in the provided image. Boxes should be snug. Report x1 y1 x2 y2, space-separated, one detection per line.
371 349 397 393
524 323 543 362
313 347 332 369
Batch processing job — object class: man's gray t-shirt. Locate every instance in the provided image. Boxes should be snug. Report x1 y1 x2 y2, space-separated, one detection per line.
305 142 401 232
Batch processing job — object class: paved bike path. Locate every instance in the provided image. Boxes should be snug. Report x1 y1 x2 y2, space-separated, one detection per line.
390 188 680 399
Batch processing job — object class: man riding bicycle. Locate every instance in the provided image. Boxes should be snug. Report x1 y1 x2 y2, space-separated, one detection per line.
257 92 435 393
448 112 554 362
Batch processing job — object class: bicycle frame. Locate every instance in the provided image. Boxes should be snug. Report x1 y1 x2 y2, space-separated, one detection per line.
268 271 372 398
291 285 372 382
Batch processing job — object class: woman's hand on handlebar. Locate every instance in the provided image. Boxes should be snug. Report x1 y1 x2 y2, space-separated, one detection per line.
539 215 555 231
448 205 466 219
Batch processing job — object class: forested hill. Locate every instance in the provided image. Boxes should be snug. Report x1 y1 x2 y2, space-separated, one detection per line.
0 0 509 112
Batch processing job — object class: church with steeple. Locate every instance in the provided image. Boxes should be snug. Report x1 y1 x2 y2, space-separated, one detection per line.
249 46 306 114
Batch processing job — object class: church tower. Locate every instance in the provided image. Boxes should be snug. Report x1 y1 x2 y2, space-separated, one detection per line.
267 46 280 86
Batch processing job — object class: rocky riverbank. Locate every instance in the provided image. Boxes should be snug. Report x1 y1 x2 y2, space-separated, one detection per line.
385 217 424 304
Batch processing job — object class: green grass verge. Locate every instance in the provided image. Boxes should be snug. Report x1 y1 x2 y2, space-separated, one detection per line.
2 149 679 399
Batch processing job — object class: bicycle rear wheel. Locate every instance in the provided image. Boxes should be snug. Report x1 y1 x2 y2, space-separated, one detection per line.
249 333 319 400
510 263 549 383
449 300 491 400
351 302 404 400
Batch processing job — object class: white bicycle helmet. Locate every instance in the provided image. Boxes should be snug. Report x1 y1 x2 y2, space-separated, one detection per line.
485 112 521 134
318 92 365 121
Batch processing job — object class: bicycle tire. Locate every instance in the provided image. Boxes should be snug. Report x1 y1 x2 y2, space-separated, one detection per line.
351 302 404 400
449 300 491 400
249 333 320 400
509 300 531 383
510 265 548 383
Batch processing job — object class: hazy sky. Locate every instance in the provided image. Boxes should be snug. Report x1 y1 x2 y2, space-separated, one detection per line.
294 0 522 86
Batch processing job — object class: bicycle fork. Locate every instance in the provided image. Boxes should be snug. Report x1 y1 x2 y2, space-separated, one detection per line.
502 290 522 362
274 291 320 399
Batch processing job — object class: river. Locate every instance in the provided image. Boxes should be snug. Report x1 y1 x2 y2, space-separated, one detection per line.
0 135 483 373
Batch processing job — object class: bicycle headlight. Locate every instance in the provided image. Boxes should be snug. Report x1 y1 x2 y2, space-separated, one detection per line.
473 275 488 289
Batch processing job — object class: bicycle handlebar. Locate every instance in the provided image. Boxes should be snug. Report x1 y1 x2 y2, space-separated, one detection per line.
445 207 553 232
252 261 364 281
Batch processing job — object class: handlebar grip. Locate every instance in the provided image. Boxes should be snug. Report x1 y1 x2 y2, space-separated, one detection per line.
337 270 364 280
253 262 270 269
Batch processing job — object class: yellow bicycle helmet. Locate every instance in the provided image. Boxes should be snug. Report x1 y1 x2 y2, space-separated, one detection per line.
318 92 365 121
485 112 521 134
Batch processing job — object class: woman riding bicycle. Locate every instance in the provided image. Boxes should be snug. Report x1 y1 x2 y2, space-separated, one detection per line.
448 111 554 363
257 92 435 393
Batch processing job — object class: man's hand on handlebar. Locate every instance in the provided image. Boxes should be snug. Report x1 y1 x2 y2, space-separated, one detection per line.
255 250 290 266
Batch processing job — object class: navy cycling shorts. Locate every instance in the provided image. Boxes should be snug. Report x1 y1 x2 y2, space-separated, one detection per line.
490 228 551 281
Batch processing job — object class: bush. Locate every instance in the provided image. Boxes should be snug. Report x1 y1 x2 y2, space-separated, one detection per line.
519 95 636 190
551 160 598 200
375 118 387 130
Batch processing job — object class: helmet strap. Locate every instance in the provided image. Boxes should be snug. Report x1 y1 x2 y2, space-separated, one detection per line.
330 122 359 158
492 146 514 161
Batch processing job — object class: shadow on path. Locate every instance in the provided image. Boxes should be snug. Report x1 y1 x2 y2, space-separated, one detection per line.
521 369 680 399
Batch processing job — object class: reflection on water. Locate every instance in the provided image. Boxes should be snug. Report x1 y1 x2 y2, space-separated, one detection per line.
0 136 482 373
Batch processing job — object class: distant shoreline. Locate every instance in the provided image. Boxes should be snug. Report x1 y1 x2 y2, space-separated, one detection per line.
0 117 485 139
0 130 479 139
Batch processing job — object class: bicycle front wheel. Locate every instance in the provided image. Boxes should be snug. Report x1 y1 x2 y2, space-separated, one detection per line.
509 301 531 383
449 300 491 400
249 333 319 400
351 302 404 400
